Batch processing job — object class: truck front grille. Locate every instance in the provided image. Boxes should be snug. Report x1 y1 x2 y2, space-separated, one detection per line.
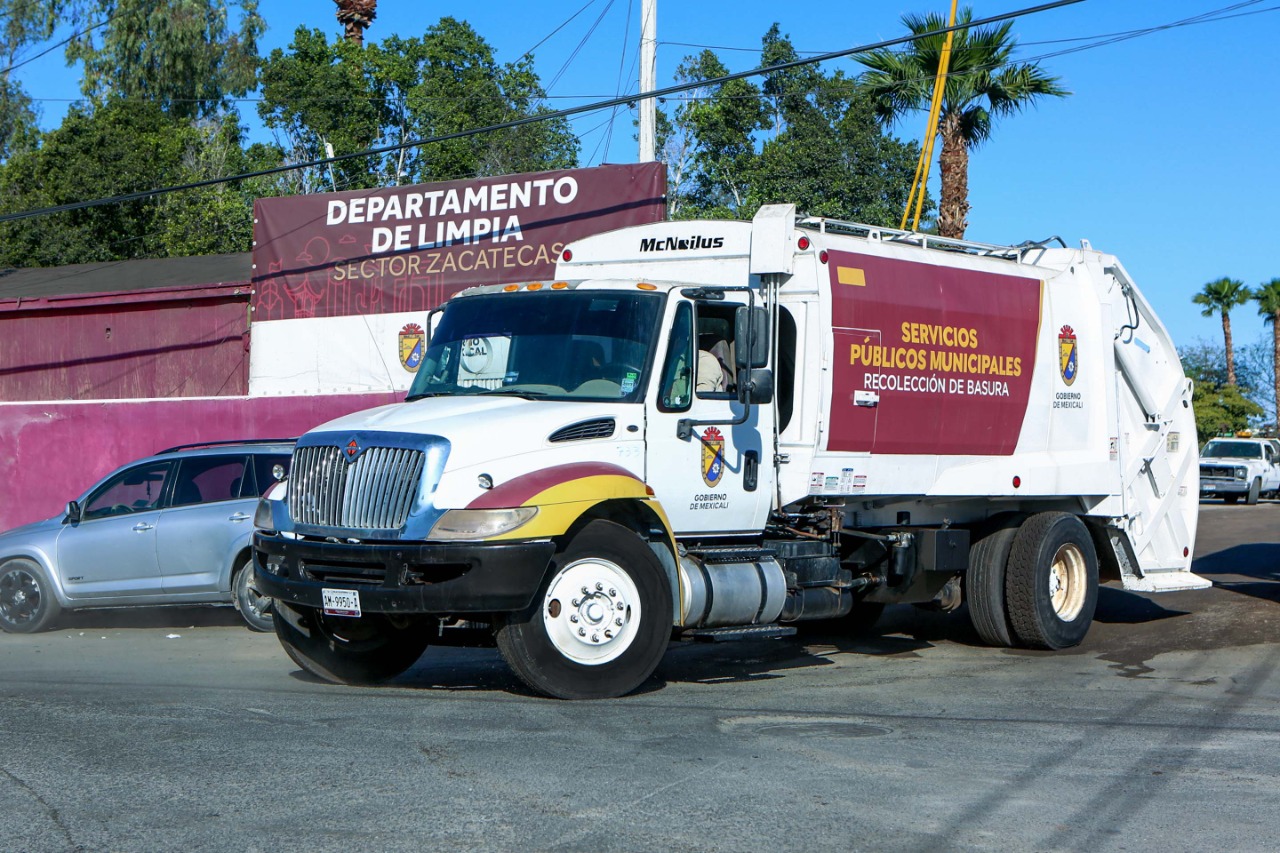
289 445 425 530
1200 464 1241 480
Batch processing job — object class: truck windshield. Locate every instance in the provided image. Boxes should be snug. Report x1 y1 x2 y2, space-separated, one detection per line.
1202 441 1262 459
407 291 662 403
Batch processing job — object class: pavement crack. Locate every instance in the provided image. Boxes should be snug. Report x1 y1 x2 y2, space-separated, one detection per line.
0 763 78 851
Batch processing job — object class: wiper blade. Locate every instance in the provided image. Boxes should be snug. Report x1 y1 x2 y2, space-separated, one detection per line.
477 388 551 398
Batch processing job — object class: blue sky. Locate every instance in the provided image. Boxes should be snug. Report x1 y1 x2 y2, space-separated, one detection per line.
13 0 1280 351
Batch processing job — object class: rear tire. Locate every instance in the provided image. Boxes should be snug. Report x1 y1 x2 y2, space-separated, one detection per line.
1005 512 1098 650
0 559 61 634
1246 478 1261 505
272 599 430 685
233 559 273 632
965 523 1019 647
495 520 672 699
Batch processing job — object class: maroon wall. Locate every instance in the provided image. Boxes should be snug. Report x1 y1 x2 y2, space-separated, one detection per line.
0 392 399 530
0 284 251 402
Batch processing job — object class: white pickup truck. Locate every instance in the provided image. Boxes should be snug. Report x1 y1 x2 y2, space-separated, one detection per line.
1199 437 1280 504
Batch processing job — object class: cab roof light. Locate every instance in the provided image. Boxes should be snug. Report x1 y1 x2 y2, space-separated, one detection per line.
503 284 519 292
636 282 657 291
551 281 569 290
527 282 543 291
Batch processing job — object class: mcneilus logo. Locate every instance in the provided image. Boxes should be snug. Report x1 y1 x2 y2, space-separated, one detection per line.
639 235 725 252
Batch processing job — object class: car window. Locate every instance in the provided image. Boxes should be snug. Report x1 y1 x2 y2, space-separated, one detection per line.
249 454 292 497
83 462 173 520
171 456 249 507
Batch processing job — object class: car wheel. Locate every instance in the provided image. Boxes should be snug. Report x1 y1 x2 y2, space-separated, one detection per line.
272 599 431 685
0 559 61 634
494 520 672 700
1005 512 1099 650
1246 478 1261 506
233 559 274 633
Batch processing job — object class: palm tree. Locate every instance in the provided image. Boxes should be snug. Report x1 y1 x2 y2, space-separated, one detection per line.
1194 277 1252 386
858 8 1067 239
1254 278 1280 431
334 0 377 46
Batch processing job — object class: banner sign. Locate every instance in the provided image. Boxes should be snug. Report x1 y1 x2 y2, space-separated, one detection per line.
251 163 666 321
827 249 1042 456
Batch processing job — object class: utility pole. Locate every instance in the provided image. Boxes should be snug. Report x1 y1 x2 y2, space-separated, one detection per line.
638 0 657 162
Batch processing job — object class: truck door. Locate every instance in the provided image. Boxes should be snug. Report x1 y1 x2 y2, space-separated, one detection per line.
646 297 775 535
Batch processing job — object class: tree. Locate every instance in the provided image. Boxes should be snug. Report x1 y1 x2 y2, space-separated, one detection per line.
66 0 263 120
663 27 923 225
335 0 376 46
0 0 65 160
1193 276 1252 385
858 7 1067 238
257 18 577 193
1254 278 1280 432
0 98 281 265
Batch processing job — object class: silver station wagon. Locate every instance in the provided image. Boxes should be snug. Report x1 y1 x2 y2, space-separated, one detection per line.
0 440 293 633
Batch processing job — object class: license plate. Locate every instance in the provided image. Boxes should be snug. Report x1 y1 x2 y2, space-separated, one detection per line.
322 588 361 617
1203 485 1215 492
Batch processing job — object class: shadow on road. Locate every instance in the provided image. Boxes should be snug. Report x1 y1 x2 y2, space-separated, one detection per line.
52 604 247 631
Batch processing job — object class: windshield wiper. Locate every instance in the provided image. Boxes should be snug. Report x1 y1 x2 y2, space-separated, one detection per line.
477 388 552 398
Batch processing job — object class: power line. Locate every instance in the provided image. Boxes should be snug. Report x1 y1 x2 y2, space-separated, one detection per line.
0 0 1089 225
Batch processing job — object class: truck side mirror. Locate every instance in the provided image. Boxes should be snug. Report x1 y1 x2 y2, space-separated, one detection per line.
737 368 774 405
427 306 444 338
734 305 770 369
63 500 81 524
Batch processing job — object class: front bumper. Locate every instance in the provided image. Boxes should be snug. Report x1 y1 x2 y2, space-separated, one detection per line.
1200 478 1247 496
253 532 556 615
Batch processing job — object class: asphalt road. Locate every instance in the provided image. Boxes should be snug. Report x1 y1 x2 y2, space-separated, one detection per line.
2 503 1278 852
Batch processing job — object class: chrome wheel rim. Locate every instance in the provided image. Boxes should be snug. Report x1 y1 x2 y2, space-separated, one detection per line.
542 557 639 665
243 571 272 622
1048 543 1087 621
0 567 41 625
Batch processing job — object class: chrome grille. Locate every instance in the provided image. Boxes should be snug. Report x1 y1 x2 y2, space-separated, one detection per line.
289 445 425 529
1200 464 1239 480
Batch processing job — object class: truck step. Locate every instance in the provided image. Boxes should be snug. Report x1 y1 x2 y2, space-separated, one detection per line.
686 546 777 564
1121 570 1212 593
684 624 798 643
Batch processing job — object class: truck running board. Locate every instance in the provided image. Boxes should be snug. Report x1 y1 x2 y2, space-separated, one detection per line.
683 624 798 643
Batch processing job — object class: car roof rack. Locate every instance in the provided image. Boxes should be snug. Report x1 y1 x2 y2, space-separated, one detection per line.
156 438 297 455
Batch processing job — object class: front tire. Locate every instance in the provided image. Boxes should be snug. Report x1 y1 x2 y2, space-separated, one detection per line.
233 559 274 632
1005 512 1098 650
273 599 430 685
0 559 61 634
1247 478 1262 505
495 520 672 699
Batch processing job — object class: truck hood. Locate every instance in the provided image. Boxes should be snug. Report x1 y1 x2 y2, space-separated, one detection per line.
310 394 640 439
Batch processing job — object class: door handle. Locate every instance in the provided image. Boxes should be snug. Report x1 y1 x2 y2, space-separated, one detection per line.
228 512 251 522
132 522 154 532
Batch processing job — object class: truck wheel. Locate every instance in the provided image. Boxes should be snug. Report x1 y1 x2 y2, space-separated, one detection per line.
494 520 672 699
233 559 274 632
965 524 1019 647
1005 513 1098 650
0 559 61 634
272 599 430 685
1246 478 1262 505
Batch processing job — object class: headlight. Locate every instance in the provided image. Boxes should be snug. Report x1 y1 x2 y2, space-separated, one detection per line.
1235 466 1248 479
429 507 538 540
254 498 275 530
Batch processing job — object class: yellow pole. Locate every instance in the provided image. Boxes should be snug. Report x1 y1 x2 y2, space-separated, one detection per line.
902 0 959 232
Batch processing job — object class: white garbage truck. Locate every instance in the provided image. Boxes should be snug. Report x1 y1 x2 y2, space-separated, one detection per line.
253 205 1204 699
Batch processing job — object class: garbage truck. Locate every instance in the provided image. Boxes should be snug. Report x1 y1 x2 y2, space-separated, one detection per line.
252 205 1204 699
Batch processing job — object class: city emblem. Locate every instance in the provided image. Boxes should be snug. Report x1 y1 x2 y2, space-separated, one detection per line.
399 323 425 372
700 426 725 487
1058 325 1078 386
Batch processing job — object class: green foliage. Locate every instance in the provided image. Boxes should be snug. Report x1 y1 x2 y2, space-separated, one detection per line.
66 0 263 119
0 98 282 265
1192 381 1263 445
1193 276 1252 318
664 26 923 226
257 18 577 193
